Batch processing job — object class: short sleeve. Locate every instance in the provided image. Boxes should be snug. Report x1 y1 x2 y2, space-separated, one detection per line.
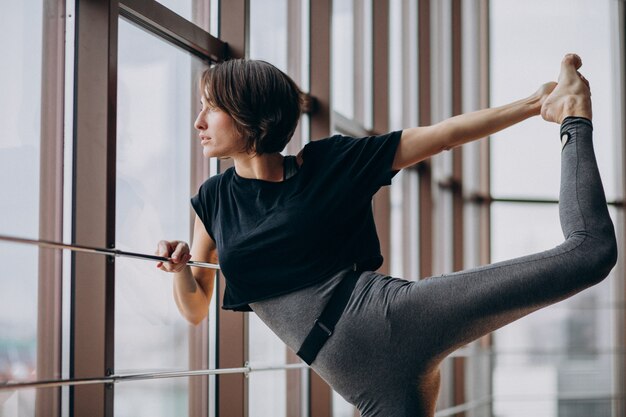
190 180 217 242
322 130 402 196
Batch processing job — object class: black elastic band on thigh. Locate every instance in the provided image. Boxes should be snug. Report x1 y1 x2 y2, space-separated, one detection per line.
297 268 361 365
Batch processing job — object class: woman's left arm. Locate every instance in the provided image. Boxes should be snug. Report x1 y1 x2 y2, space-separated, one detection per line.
391 82 556 171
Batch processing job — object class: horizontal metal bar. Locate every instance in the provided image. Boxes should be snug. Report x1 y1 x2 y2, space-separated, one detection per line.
0 234 220 270
0 363 308 391
467 193 624 207
434 396 492 417
119 0 227 62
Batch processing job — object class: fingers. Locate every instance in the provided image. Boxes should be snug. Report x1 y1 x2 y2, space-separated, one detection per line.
155 240 172 268
171 241 190 262
155 240 191 272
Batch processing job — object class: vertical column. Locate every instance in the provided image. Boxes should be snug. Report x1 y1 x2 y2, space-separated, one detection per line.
353 0 365 126
310 0 332 142
189 8 211 417
285 0 305 155
418 0 433 279
478 0 491 315
479 1 494 415
372 0 389 135
217 2 248 417
309 1 333 416
71 1 118 416
372 0 391 275
398 0 419 280
37 0 66 415
617 1 626 415
450 0 466 414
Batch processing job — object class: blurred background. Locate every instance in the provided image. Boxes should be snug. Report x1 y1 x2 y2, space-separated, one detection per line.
0 0 624 416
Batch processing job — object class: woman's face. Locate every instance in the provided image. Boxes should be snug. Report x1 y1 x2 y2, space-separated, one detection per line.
194 96 247 158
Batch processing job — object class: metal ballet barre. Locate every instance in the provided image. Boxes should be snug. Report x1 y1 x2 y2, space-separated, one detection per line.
0 363 308 391
0 234 220 270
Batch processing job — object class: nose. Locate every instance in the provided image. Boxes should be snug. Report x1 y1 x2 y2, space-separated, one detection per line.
194 109 207 131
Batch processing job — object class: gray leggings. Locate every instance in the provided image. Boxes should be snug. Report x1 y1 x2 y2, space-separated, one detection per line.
250 118 618 417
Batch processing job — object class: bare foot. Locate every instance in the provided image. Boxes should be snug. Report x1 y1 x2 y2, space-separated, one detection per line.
534 81 558 108
541 54 592 124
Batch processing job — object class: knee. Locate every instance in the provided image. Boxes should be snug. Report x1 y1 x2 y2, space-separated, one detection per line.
596 231 618 279
577 228 618 286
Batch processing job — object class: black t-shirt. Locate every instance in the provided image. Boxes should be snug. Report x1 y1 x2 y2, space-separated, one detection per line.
190 130 402 311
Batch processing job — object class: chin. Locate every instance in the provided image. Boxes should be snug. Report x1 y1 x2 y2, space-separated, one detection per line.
202 148 216 158
203 148 230 159
202 145 216 157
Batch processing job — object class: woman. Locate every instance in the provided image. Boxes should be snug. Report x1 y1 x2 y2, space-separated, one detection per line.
156 54 617 416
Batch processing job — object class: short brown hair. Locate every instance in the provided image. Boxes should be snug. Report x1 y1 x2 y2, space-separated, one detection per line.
200 59 304 155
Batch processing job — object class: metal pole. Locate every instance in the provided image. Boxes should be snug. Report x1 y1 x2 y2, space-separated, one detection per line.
0 363 307 391
0 234 220 270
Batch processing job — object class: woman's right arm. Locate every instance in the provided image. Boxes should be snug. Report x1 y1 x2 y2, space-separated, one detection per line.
156 214 218 325
391 82 556 171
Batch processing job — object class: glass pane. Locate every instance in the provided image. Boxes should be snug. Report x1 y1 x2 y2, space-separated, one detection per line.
491 203 619 417
0 3 43 414
153 0 213 33
115 18 200 416
0 388 34 416
154 0 191 20
357 0 373 129
332 0 354 118
249 0 288 73
248 315 287 417
332 391 354 417
491 203 562 264
115 378 188 416
490 0 619 200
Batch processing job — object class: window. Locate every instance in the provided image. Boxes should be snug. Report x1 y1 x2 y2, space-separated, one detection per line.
331 0 373 130
0 1 67 415
489 1 623 415
114 17 206 416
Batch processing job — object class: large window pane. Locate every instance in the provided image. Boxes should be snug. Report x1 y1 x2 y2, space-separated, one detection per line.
115 18 200 416
152 0 214 33
489 4 623 415
248 315 287 417
490 0 619 201
249 0 288 72
0 1 44 415
332 0 354 119
491 203 618 417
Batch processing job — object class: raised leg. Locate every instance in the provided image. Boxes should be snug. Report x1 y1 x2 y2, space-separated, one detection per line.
399 55 616 364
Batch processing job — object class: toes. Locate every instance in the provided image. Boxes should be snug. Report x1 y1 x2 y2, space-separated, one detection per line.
562 53 582 70
558 54 583 84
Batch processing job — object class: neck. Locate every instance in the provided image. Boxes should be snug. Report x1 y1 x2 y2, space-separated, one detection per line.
232 152 284 181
